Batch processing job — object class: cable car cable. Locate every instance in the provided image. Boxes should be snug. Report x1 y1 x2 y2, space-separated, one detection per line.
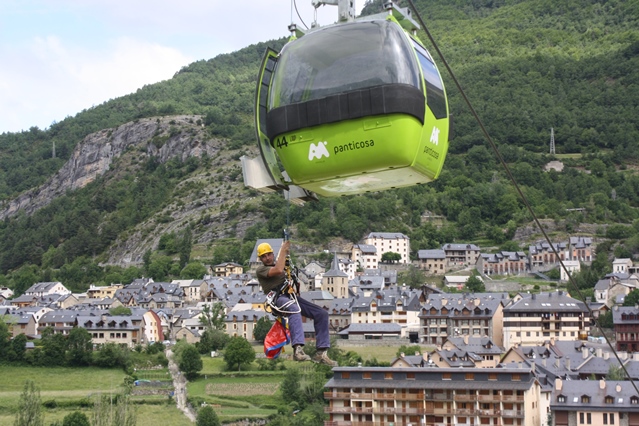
292 0 309 30
405 0 639 392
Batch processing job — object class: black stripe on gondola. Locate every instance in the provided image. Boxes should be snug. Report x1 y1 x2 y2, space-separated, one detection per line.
266 83 425 142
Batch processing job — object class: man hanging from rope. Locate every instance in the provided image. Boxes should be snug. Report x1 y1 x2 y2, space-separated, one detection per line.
256 240 337 366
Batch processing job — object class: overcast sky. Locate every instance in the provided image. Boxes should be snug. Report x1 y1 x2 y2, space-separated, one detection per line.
0 0 365 134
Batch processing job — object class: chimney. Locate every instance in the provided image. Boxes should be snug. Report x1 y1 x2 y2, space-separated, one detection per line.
600 380 606 390
566 358 571 370
633 353 639 362
596 348 603 358
555 358 560 368
531 362 536 373
616 383 622 393
415 351 420 356
550 337 556 346
555 378 563 391
474 298 481 306
464 335 469 345
532 293 536 300
442 298 448 306
542 358 547 367
583 347 589 359
603 352 610 360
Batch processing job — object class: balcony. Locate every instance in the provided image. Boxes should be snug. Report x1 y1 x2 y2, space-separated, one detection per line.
454 394 476 402
502 409 525 417
325 407 373 414
501 395 524 402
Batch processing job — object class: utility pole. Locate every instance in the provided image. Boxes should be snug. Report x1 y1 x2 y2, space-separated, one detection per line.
549 127 555 155
52 140 56 158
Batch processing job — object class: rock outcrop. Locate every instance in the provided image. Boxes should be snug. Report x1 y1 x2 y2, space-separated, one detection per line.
0 115 216 220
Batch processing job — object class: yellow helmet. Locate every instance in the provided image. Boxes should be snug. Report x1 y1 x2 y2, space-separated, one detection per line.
257 243 273 257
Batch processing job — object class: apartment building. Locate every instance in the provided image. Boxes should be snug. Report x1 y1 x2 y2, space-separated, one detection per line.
612 305 639 352
364 232 410 264
324 366 542 426
551 378 639 426
477 251 529 276
419 293 508 347
502 291 590 348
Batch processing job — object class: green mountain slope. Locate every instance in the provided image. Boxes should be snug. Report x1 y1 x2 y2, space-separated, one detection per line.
1 0 639 294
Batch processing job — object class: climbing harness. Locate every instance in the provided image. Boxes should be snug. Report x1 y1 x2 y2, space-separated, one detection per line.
264 255 302 316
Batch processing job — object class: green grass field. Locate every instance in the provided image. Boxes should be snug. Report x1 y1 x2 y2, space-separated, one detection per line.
0 343 419 424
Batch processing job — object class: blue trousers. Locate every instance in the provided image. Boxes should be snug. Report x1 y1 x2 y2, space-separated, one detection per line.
275 294 330 349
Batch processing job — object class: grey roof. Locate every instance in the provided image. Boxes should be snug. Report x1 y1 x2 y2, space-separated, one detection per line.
442 243 480 251
354 244 376 254
569 236 592 248
417 249 446 260
528 241 566 255
504 291 587 313
551 380 639 411
338 323 401 335
445 336 504 355
612 306 639 324
420 293 508 317
366 232 409 240
324 253 348 277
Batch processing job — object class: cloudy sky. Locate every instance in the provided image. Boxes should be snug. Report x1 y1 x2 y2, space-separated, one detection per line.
0 0 365 134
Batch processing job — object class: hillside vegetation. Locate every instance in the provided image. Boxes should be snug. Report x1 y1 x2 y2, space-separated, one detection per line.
1 0 639 295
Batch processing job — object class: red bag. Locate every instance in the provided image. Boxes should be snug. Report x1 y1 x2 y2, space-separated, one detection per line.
264 318 290 359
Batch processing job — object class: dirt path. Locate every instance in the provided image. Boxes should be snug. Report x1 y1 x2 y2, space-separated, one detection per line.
166 348 196 422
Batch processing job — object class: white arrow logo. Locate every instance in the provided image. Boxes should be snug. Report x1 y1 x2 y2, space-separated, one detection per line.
430 127 440 146
308 142 330 160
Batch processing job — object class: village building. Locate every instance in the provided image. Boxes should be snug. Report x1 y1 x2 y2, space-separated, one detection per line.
212 262 243 277
612 305 639 352
324 366 543 426
551 379 639 426
363 232 410 264
416 249 446 273
477 251 529 276
419 293 508 347
502 291 590 348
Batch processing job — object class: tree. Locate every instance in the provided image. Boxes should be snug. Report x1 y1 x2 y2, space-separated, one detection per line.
223 336 255 371
464 276 486 293
624 289 639 307
14 380 43 426
396 345 423 358
199 302 226 331
381 252 401 263
398 265 427 289
280 368 302 406
66 327 93 366
8 333 27 362
62 411 90 426
606 364 626 381
196 405 221 426
91 394 136 426
178 344 203 380
253 316 272 343
109 306 132 316
180 261 207 279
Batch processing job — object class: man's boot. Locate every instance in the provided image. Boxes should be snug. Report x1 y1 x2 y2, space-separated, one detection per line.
313 349 338 367
293 345 311 361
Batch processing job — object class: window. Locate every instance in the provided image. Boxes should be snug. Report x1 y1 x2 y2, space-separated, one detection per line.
363 372 371 380
385 372 393 380
581 396 591 403
605 396 614 404
407 373 415 380
342 372 350 379
465 373 474 380
442 373 451 380
512 374 520 381
557 395 566 403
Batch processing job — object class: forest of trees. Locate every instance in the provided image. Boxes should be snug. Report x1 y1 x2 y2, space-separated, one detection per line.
0 0 638 295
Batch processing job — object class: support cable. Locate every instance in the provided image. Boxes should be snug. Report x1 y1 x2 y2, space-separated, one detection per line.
405 0 638 393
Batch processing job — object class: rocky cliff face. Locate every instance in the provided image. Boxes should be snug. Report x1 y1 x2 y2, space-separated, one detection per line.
0 115 217 220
